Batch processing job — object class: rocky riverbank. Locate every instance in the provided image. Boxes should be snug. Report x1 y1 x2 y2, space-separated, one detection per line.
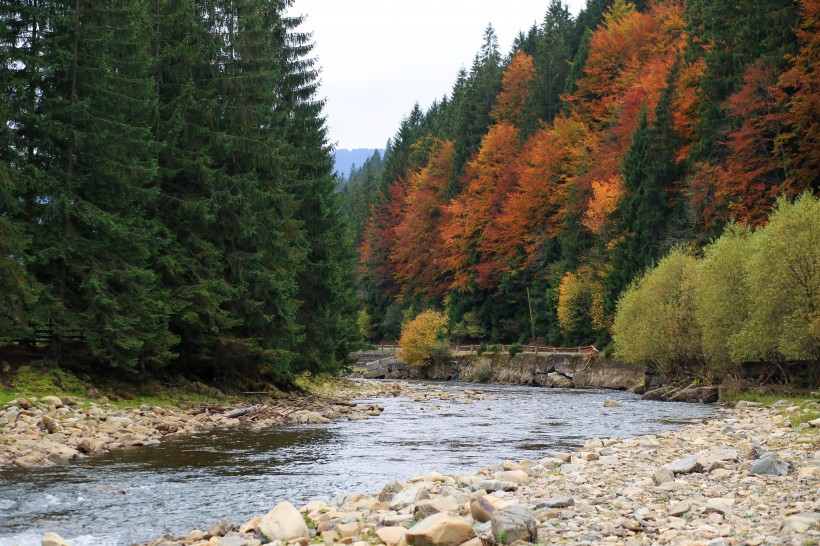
0 379 408 469
117 399 820 546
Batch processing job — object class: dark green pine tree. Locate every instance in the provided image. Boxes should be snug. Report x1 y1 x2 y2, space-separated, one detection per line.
524 0 575 133
154 0 303 379
564 28 591 99
454 24 503 174
273 5 358 375
381 104 425 191
0 1 39 336
606 65 683 310
15 0 173 369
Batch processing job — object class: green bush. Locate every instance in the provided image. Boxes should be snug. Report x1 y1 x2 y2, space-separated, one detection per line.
612 247 703 379
508 342 524 358
477 343 487 356
469 357 493 382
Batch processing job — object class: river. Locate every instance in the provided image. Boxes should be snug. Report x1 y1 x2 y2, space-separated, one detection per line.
0 381 716 545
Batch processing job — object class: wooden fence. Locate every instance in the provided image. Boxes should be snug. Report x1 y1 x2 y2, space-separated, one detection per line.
374 343 597 356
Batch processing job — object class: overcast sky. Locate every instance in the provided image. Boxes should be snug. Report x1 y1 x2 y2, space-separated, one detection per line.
292 1 587 150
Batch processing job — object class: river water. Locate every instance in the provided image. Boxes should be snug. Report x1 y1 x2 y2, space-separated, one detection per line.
0 381 716 546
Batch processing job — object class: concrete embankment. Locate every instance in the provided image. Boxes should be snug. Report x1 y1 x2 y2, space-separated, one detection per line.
134 399 820 546
354 351 646 392
352 351 727 403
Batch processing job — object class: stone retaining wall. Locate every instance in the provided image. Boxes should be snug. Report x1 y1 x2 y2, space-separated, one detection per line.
416 353 646 392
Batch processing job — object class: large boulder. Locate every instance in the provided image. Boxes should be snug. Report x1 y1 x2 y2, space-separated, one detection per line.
258 501 309 541
491 506 537 544
405 513 475 546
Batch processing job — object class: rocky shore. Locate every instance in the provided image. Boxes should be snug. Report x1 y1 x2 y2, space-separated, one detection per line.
0 379 405 469
108 398 820 546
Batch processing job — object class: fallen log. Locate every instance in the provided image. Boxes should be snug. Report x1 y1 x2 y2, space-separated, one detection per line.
224 406 259 419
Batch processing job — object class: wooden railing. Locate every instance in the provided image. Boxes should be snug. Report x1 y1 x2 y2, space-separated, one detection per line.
3 322 86 345
373 343 597 355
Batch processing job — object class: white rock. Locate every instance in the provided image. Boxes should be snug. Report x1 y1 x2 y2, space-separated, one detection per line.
405 513 475 546
258 501 309 541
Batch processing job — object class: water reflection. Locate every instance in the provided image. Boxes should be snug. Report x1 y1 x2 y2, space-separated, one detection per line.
0 382 715 546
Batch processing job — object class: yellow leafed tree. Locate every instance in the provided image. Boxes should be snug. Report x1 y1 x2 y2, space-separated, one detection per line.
399 310 450 366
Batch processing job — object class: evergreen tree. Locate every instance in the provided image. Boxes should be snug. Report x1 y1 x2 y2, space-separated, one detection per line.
6 0 172 369
607 65 683 309
685 0 798 163
154 0 303 378
274 7 358 374
524 0 574 132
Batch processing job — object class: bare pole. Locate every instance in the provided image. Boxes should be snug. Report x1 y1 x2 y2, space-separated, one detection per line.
526 287 535 344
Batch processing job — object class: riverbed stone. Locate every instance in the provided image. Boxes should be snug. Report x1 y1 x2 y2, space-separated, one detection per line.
405 513 474 546
782 515 819 533
415 496 461 520
543 451 571 463
652 466 675 485
491 506 537 544
389 486 429 510
41 396 63 407
666 454 702 474
217 532 260 546
376 526 407 546
750 452 790 476
536 496 574 509
474 479 517 493
258 501 309 541
603 399 622 407
378 480 403 502
42 532 71 546
493 470 529 484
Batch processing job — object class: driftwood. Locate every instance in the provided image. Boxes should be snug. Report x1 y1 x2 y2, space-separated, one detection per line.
224 406 259 419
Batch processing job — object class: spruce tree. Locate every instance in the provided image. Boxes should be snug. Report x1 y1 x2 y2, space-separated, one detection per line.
8 0 171 369
273 6 357 374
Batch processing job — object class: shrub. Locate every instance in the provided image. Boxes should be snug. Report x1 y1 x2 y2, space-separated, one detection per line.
477 343 487 356
469 357 493 382
399 310 450 366
735 194 820 364
508 342 524 358
612 247 704 379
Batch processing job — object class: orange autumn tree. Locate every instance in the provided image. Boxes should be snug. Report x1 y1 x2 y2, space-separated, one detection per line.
441 123 521 291
491 51 536 128
482 116 592 279
391 140 456 300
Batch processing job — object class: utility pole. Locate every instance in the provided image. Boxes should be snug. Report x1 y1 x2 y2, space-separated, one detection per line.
526 287 535 344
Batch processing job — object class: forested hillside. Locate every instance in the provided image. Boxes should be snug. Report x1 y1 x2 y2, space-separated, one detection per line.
348 0 818 349
0 0 356 381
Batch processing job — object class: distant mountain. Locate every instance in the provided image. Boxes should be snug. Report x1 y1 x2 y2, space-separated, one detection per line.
332 148 384 178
